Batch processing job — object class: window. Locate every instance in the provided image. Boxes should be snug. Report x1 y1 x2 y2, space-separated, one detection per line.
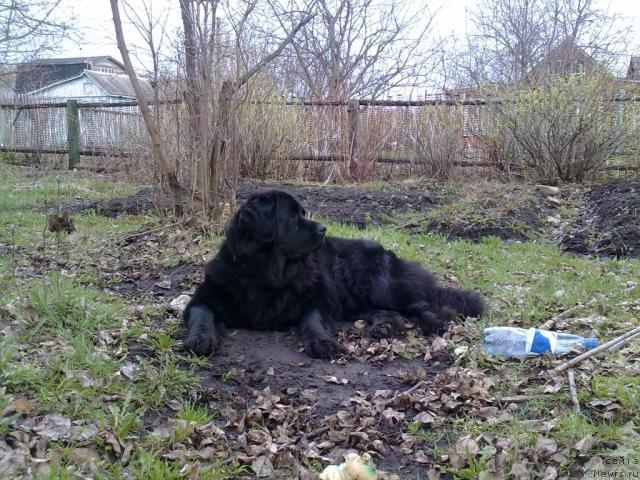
83 82 93 94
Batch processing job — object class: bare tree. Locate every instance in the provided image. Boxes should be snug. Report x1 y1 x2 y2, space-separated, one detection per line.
0 0 71 64
110 0 183 214
120 0 175 208
277 0 440 100
178 0 314 216
462 0 632 84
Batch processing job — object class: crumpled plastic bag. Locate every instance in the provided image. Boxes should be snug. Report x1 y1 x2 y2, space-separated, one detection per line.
319 452 377 480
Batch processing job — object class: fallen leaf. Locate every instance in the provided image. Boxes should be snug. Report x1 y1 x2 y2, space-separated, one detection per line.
382 408 405 424
413 411 436 426
70 448 101 471
431 336 447 353
415 450 430 464
542 465 558 480
575 435 595 454
120 361 139 381
535 437 558 456
35 414 71 441
121 443 133 466
509 461 530 479
252 455 275 478
477 406 499 420
2 398 33 416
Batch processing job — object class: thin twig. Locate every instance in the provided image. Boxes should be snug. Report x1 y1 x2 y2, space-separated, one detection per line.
297 426 330 443
493 394 544 403
392 217 430 230
568 369 580 413
382 380 427 407
121 221 182 242
553 326 640 373
540 297 600 329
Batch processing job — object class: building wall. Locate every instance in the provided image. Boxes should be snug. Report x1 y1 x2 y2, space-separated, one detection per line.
91 59 125 74
26 74 124 102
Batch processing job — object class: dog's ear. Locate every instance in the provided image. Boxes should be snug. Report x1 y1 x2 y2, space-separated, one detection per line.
237 192 277 243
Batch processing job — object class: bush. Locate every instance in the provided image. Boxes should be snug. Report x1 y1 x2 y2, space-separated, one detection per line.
410 105 463 180
488 74 638 182
0 152 28 165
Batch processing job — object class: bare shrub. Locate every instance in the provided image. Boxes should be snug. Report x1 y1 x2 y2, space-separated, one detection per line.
237 90 301 179
410 105 463 180
491 74 638 182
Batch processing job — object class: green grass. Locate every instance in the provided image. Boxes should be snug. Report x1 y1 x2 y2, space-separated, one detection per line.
1 164 639 478
176 402 214 425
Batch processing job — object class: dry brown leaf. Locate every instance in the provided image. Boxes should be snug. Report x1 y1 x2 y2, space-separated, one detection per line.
509 461 530 479
415 450 430 464
431 336 448 352
575 435 596 454
477 406 499 420
413 411 436 426
382 408 405 425
2 398 33 416
251 456 274 478
535 437 558 456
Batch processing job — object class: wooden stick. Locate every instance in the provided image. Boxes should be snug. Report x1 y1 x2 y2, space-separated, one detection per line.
494 394 543 403
540 297 600 329
382 380 427 407
297 426 330 443
553 326 640 373
568 369 580 413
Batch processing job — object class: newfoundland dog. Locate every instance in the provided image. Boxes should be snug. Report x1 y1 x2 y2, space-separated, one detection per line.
183 190 485 359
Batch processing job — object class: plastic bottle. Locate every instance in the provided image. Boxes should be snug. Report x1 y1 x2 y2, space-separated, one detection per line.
482 327 598 357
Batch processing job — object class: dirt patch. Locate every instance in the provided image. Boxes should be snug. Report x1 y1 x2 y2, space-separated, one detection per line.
237 182 446 229
425 204 542 242
58 187 165 217
58 180 554 244
417 184 556 243
112 262 203 299
183 323 458 476
562 179 640 258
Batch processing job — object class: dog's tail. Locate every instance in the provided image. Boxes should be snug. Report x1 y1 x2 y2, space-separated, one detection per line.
433 287 486 318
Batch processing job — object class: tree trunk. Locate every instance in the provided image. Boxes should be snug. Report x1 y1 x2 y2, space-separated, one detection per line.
110 0 183 215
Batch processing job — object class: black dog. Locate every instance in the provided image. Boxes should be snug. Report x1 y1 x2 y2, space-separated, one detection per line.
183 190 485 358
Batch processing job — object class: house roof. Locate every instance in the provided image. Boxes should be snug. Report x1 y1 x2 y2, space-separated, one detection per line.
19 56 125 68
527 39 605 82
84 70 152 98
14 56 125 94
627 56 640 80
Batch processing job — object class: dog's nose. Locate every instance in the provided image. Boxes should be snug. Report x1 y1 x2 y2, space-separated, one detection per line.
316 224 327 236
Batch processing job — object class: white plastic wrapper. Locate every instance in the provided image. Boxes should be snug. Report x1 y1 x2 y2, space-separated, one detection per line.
319 452 377 480
169 294 191 313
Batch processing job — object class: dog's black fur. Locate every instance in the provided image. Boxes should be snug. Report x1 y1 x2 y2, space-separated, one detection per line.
183 190 486 358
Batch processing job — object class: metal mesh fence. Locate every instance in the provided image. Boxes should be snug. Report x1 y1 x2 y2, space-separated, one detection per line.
0 96 638 180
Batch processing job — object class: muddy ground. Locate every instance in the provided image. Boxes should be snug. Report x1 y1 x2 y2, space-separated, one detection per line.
40 176 640 476
61 178 640 256
561 180 640 258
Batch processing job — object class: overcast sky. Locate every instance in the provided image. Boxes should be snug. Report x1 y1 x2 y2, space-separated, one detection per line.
56 0 640 92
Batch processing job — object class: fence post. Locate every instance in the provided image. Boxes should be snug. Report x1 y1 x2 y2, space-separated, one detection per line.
66 99 80 169
347 99 359 178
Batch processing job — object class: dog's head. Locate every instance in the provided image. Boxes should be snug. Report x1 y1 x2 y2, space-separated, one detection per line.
228 190 326 258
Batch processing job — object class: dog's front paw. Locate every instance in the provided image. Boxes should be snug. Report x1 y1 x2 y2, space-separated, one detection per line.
184 329 219 357
417 307 456 335
304 335 342 359
367 310 407 339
